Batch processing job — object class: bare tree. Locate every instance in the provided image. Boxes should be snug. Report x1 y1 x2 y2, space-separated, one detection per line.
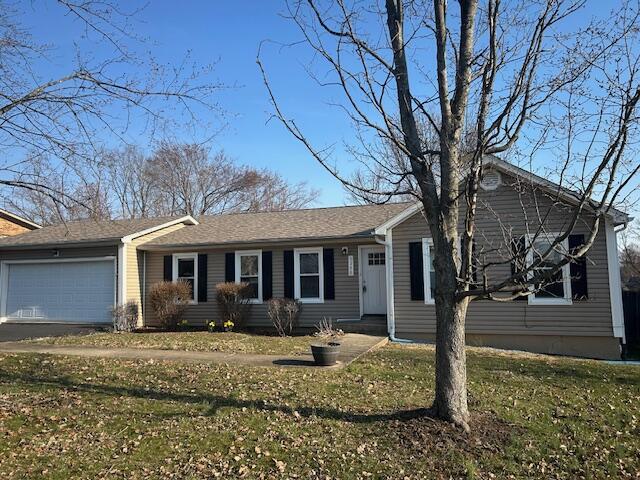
0 0 219 212
5 153 111 224
148 143 255 216
102 146 158 219
259 0 640 429
9 142 320 222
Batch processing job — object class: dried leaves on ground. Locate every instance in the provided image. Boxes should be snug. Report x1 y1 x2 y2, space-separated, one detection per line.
0 344 638 479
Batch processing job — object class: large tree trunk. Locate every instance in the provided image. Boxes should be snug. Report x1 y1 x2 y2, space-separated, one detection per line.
433 293 470 430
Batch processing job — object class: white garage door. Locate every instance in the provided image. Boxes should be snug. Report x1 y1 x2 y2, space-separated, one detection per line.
4 260 115 323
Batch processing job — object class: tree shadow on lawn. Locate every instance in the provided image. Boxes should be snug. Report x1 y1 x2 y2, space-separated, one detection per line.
0 368 517 467
0 369 508 427
0 368 433 423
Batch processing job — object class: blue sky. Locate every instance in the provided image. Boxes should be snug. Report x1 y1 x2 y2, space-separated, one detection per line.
19 1 639 216
24 1 357 206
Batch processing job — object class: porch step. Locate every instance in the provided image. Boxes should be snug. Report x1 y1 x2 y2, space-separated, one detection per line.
337 315 388 335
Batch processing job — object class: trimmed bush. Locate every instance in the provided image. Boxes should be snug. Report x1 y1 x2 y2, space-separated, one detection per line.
111 301 139 332
148 281 192 330
215 282 252 328
267 298 301 337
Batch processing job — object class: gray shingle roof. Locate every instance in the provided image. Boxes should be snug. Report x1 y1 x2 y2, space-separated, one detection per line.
141 203 411 249
0 216 187 248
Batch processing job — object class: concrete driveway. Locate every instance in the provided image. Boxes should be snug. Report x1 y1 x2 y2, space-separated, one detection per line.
0 323 107 342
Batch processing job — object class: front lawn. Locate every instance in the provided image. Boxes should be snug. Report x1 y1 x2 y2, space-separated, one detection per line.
0 344 638 479
26 331 317 356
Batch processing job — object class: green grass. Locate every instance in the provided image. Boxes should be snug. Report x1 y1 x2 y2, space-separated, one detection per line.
0 344 638 479
26 331 317 355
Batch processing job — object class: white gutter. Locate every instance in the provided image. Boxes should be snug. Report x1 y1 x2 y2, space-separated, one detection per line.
605 217 627 343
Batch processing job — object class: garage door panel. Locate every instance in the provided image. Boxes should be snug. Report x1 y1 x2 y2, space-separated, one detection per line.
5 261 115 323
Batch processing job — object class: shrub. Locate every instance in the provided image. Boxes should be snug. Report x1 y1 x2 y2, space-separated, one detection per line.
148 281 192 330
215 282 252 328
267 298 302 337
111 301 139 332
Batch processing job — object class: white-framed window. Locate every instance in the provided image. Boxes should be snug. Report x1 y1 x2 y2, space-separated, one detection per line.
172 253 198 304
235 250 262 303
421 238 436 304
294 247 324 303
527 233 572 305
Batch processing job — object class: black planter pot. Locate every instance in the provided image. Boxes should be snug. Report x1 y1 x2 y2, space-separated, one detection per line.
311 342 341 366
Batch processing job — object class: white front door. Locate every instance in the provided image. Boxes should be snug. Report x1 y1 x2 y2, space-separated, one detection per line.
361 246 387 315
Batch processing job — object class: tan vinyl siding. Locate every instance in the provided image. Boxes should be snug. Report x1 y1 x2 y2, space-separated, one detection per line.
124 223 186 321
392 174 614 339
0 217 31 237
143 239 368 328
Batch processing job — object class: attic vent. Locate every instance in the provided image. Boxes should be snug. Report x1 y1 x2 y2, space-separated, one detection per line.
480 169 502 191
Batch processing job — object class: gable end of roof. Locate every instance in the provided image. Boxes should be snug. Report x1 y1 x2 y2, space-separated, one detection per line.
120 215 198 243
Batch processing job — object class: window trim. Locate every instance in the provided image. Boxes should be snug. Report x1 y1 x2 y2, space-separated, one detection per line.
294 247 324 304
526 233 572 305
421 238 436 305
172 252 198 305
234 249 263 304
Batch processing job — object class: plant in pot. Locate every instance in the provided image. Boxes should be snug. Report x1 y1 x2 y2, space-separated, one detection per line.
207 320 217 333
311 317 344 366
223 320 235 332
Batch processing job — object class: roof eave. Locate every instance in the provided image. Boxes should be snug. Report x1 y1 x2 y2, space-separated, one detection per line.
0 239 121 251
137 232 378 251
0 209 42 229
120 215 198 243
483 155 630 223
374 202 422 235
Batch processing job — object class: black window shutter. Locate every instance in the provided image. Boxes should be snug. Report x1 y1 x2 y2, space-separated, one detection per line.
225 252 235 282
569 234 588 300
262 251 273 301
510 236 528 301
163 255 173 281
197 254 208 302
409 242 424 301
283 250 294 299
323 248 335 300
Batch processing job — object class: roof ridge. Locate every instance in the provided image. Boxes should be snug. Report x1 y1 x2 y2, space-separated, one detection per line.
198 201 412 219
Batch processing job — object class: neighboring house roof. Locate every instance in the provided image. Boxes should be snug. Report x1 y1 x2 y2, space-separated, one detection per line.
0 208 42 230
0 215 197 249
139 203 411 250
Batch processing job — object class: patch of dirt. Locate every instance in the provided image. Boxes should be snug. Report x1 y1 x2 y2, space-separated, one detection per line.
389 409 521 457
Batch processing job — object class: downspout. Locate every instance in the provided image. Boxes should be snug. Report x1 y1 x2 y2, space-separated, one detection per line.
607 218 629 349
141 250 146 328
375 232 420 344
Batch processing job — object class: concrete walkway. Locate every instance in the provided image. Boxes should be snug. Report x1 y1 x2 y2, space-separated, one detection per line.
0 333 388 369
